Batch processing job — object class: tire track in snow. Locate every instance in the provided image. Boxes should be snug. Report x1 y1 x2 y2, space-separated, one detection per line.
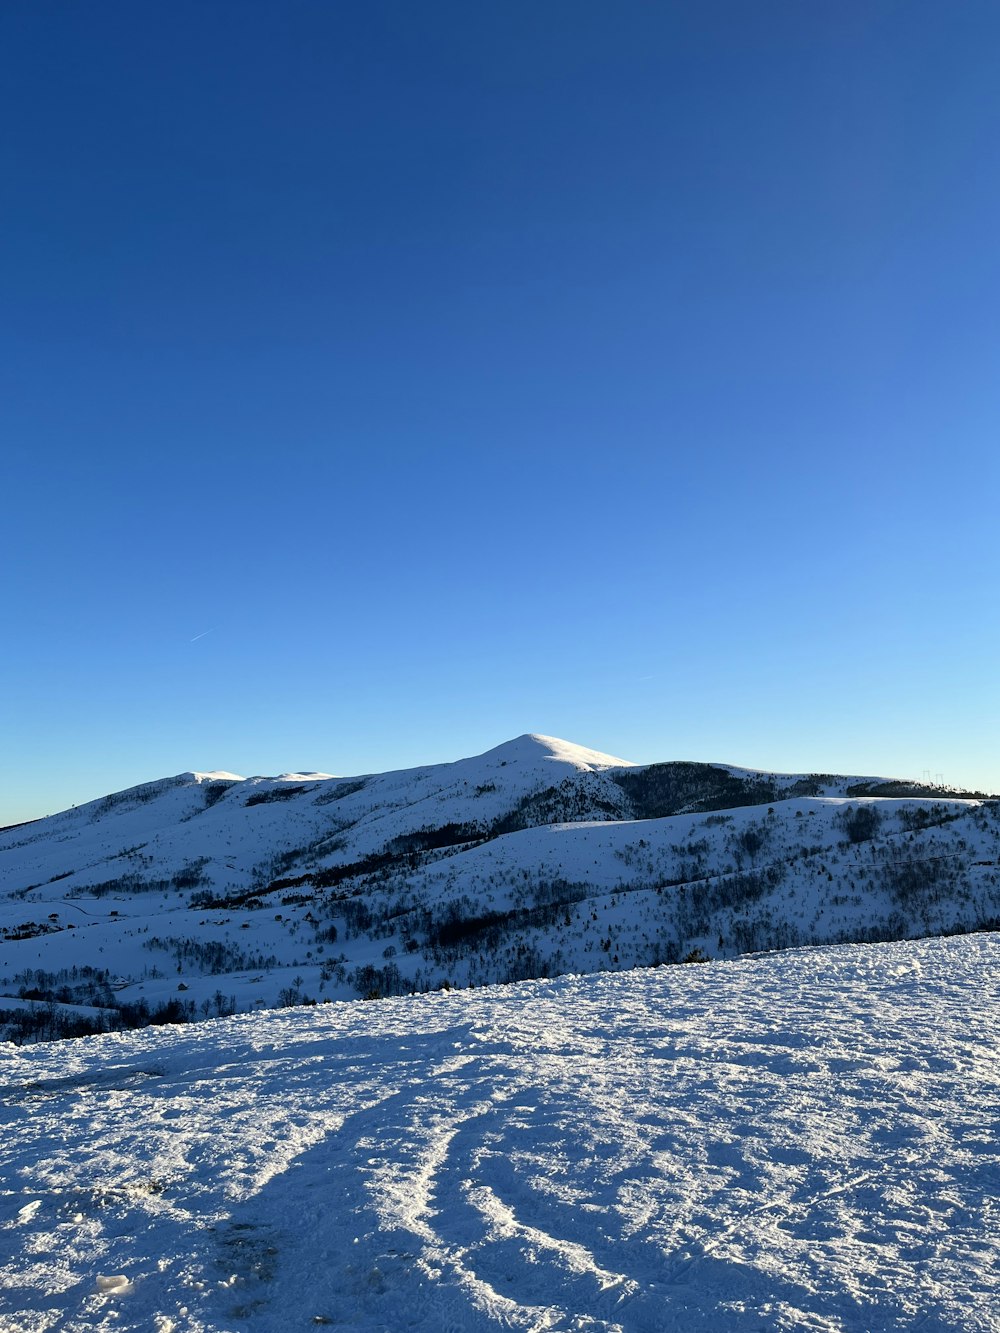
186 1047 642 1331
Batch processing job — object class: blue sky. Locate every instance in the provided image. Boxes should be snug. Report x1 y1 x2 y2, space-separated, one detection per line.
3 1 999 821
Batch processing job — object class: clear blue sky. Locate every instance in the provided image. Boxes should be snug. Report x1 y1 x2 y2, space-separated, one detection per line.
3 1 999 822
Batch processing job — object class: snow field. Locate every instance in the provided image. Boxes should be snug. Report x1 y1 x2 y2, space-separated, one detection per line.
1 931 998 1331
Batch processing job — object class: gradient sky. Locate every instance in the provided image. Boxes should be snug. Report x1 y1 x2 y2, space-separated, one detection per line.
3 1 999 822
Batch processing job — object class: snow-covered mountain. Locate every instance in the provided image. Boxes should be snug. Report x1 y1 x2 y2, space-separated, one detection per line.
2 933 998 1331
1 734 997 1038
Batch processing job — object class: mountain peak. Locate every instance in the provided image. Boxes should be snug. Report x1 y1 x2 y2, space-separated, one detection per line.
480 733 635 770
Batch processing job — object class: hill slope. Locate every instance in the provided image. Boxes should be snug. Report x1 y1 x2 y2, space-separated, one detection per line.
1 735 997 1034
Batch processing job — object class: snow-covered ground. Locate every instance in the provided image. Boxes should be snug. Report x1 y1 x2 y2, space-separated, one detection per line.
1 932 997 1331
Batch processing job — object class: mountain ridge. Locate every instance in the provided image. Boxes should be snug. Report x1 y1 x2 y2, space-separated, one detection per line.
1 734 997 1041
10 729 990 832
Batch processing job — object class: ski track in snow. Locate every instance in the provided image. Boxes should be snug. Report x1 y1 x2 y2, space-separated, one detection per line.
0 933 998 1332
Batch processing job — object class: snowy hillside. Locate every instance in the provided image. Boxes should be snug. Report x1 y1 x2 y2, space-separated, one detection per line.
1 933 998 1331
1 735 998 1037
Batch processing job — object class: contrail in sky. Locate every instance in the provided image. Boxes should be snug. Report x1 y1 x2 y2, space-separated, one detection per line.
190 629 215 643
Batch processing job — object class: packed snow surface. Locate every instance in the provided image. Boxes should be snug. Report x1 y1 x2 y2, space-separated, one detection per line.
1 932 997 1332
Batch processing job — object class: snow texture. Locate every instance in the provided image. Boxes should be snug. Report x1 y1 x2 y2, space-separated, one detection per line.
1 932 998 1331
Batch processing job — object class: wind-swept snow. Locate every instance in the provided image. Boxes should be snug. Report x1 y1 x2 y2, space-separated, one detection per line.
0 933 997 1331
